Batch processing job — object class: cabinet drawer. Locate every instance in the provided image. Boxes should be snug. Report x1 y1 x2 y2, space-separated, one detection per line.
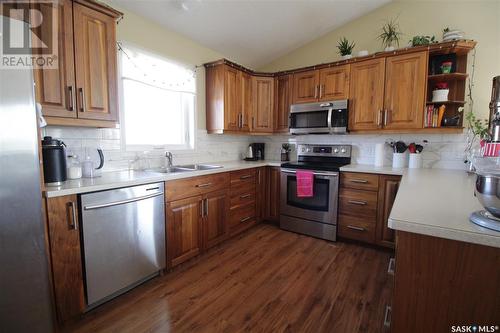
340 172 379 191
339 188 378 218
166 173 230 201
338 214 376 243
230 190 256 209
230 168 256 187
229 204 256 230
230 180 256 197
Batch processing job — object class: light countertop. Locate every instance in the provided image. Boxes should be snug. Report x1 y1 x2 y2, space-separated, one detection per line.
339 164 404 175
44 160 281 198
389 168 500 248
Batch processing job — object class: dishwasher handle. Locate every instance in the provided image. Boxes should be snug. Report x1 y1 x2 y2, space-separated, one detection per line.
83 192 164 210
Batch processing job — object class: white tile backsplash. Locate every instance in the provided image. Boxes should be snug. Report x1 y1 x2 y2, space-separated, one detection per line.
43 126 470 172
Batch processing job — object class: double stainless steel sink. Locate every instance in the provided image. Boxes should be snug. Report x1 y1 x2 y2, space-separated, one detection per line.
147 164 223 174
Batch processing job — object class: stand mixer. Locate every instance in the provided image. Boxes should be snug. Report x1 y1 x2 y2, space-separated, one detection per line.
470 76 500 232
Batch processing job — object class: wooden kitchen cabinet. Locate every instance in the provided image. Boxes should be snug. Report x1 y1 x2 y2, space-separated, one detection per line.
229 169 257 235
318 65 350 101
377 175 401 248
73 2 119 122
274 75 292 133
256 167 268 222
252 76 274 133
46 195 85 323
223 65 241 131
266 167 281 224
292 70 319 104
240 71 253 132
338 172 401 248
33 0 76 119
34 0 121 127
383 51 427 130
166 195 203 268
203 189 230 249
349 58 386 131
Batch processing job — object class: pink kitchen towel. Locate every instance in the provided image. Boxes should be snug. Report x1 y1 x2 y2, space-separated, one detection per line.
296 170 314 197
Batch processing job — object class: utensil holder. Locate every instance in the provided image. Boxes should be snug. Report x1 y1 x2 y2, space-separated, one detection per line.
409 153 423 169
392 152 407 168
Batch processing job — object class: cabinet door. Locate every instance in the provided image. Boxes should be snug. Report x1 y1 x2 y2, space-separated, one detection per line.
266 167 281 223
255 167 268 222
377 175 401 248
33 0 76 118
204 190 229 249
46 195 85 322
292 70 319 104
349 58 386 131
166 196 203 267
240 71 252 132
274 75 291 132
319 65 350 101
384 52 427 130
73 3 118 121
223 66 241 131
252 76 274 133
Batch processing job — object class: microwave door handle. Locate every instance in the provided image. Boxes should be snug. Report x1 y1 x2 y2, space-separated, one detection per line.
327 108 333 133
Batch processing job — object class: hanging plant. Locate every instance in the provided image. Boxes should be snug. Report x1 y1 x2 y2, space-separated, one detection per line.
378 17 402 51
336 37 355 59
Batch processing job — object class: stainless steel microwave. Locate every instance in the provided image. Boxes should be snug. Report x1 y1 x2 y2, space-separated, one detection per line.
289 100 348 134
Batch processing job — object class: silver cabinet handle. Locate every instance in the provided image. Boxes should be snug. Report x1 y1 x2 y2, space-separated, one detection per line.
196 182 212 188
240 175 253 180
377 109 383 127
240 194 252 199
319 84 324 99
240 216 252 223
252 116 255 129
347 225 365 232
348 200 367 206
238 113 242 128
68 201 78 230
314 85 319 99
84 192 163 210
383 305 392 327
78 88 85 112
204 198 209 217
388 258 395 275
384 109 389 126
200 200 204 217
68 86 75 111
350 179 368 184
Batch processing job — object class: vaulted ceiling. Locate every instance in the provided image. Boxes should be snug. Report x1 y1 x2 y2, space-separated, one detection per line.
111 0 391 68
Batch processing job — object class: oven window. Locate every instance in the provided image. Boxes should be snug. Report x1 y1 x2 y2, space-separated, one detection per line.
286 176 330 211
290 111 328 128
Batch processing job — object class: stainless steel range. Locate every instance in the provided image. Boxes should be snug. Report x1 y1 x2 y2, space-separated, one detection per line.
280 144 352 241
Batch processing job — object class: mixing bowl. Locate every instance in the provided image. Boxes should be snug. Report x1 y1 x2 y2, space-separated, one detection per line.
475 172 500 217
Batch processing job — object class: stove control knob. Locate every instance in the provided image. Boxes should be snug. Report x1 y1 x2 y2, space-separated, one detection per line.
341 148 346 153
306 148 311 152
333 148 339 154
301 147 306 152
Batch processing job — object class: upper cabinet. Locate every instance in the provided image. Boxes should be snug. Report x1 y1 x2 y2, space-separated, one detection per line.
205 63 274 134
252 76 274 133
205 41 475 135
291 65 350 104
34 0 122 128
274 74 291 133
349 58 386 131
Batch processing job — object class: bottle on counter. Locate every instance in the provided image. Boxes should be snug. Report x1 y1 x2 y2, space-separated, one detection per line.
67 155 82 179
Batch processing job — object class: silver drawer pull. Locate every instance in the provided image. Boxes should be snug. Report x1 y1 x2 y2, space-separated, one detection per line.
84 192 163 210
240 194 252 199
240 175 253 180
383 305 392 327
68 201 78 230
196 182 212 188
348 200 367 206
350 179 368 184
388 258 395 275
347 225 365 232
240 216 252 222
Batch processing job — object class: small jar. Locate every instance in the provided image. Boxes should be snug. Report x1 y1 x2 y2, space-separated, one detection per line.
67 155 82 179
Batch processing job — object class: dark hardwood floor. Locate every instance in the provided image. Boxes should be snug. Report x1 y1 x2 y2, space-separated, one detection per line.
65 224 393 333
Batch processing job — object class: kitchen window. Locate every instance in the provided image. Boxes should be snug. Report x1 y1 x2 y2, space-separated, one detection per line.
119 43 195 150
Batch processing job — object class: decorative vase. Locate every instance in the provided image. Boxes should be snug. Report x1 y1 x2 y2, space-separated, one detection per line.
392 152 407 168
408 153 423 169
357 50 369 57
384 46 395 52
341 54 352 60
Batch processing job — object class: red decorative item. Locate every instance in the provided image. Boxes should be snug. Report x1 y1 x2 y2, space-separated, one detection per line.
483 142 500 157
435 82 449 90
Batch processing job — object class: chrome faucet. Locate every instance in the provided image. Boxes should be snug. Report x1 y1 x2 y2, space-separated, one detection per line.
165 151 173 169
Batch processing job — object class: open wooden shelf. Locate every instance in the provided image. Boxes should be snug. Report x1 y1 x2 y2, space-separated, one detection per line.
427 73 468 81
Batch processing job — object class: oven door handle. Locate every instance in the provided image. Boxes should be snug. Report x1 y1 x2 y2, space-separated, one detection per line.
281 169 339 177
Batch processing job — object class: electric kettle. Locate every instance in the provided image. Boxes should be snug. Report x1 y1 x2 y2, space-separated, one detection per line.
82 148 105 178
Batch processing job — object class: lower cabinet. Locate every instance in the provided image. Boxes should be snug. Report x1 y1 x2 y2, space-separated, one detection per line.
204 189 230 249
228 168 257 235
338 172 401 247
266 166 281 224
46 195 85 323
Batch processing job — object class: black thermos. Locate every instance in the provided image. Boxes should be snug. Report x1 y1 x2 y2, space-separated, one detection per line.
41 136 67 185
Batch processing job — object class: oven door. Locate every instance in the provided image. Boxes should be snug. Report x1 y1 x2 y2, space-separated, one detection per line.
280 169 338 224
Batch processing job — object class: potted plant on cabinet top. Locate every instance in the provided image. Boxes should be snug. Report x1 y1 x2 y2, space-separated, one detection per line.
409 35 436 47
378 18 402 51
337 37 355 60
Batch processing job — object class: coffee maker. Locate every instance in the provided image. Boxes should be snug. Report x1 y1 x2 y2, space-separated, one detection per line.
245 143 265 161
488 76 500 142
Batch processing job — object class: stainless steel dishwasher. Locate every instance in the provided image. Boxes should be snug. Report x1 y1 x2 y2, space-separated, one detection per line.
80 182 165 308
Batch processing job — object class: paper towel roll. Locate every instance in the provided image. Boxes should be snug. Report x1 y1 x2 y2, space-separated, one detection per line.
374 143 385 167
